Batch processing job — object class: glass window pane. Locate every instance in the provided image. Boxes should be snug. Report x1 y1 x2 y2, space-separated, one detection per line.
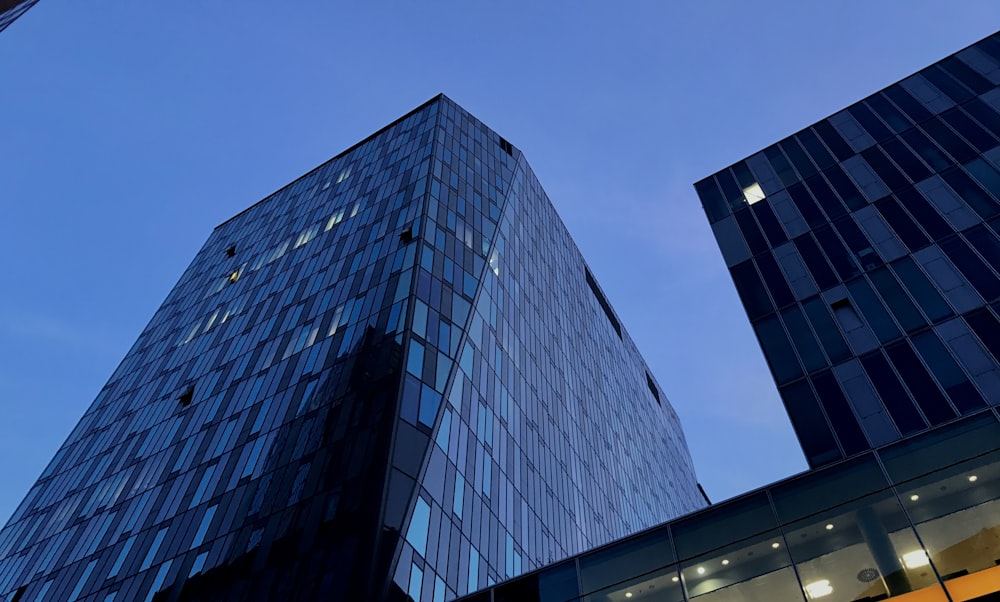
672 493 778 560
784 491 943 601
679 532 802 602
579 527 674 595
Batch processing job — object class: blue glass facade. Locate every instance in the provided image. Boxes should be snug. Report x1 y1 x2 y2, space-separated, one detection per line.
0 95 703 602
696 32 1000 468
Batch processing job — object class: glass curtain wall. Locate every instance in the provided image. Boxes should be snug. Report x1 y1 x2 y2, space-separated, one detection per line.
458 409 1000 602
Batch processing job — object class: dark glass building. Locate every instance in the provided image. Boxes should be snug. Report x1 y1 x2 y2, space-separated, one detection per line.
460 409 1000 602
0 95 703 602
461 32 1000 602
0 0 39 33
696 32 1000 469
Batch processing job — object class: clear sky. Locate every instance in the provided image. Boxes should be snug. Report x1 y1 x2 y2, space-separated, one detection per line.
1 2 998 527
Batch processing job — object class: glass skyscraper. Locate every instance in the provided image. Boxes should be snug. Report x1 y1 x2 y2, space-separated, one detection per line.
0 0 39 33
696 32 1000 469
0 95 703 602
461 31 1000 602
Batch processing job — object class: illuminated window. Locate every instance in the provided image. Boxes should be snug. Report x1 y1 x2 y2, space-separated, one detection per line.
743 182 766 205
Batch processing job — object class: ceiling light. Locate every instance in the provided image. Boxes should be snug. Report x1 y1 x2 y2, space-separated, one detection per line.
902 550 929 569
771 542 780 549
910 494 919 501
696 566 706 575
825 524 834 530
968 475 978 482
721 559 730 566
804 579 833 599
672 576 679 583
625 593 633 599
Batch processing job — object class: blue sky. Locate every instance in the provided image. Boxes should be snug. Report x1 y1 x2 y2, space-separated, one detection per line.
1 2 998 526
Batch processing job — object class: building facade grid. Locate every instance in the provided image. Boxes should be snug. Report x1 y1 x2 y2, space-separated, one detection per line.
696 32 1000 468
0 95 703 602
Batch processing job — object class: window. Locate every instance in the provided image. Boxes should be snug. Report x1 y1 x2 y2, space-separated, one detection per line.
178 386 194 407
645 372 661 406
585 267 622 340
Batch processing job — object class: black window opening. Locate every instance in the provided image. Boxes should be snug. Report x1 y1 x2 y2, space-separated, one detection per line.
646 371 662 406
585 267 622 340
225 244 236 258
178 386 194 407
498 136 513 156
399 225 415 244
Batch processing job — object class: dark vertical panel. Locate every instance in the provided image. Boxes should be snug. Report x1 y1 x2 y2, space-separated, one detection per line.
912 330 988 414
716 168 747 211
965 225 1000 270
779 380 841 467
756 253 795 309
963 98 1000 139
978 35 1000 62
866 93 913 133
802 297 852 363
730 260 775 320
731 161 758 189
964 158 1000 203
922 118 977 163
873 196 930 251
940 165 1000 218
868 267 926 333
814 120 856 162
896 187 953 240
752 202 788 246
787 182 829 228
861 147 910 190
966 307 1000 360
940 235 1000 301
885 341 957 425
812 370 871 456
940 107 997 152
900 128 953 172
921 65 974 103
781 138 818 179
891 257 953 322
804 174 848 219
939 56 994 95
781 306 828 372
796 129 835 169
884 85 933 124
815 225 861 280
879 138 932 183
734 209 769 256
755 315 804 384
860 351 927 435
849 103 893 142
847 278 901 343
695 177 730 223
833 215 883 271
823 165 867 211
765 146 800 187
793 234 840 290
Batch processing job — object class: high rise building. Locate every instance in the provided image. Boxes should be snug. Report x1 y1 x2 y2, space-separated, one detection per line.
0 95 703 602
695 32 1000 468
460 31 1000 602
0 0 39 33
